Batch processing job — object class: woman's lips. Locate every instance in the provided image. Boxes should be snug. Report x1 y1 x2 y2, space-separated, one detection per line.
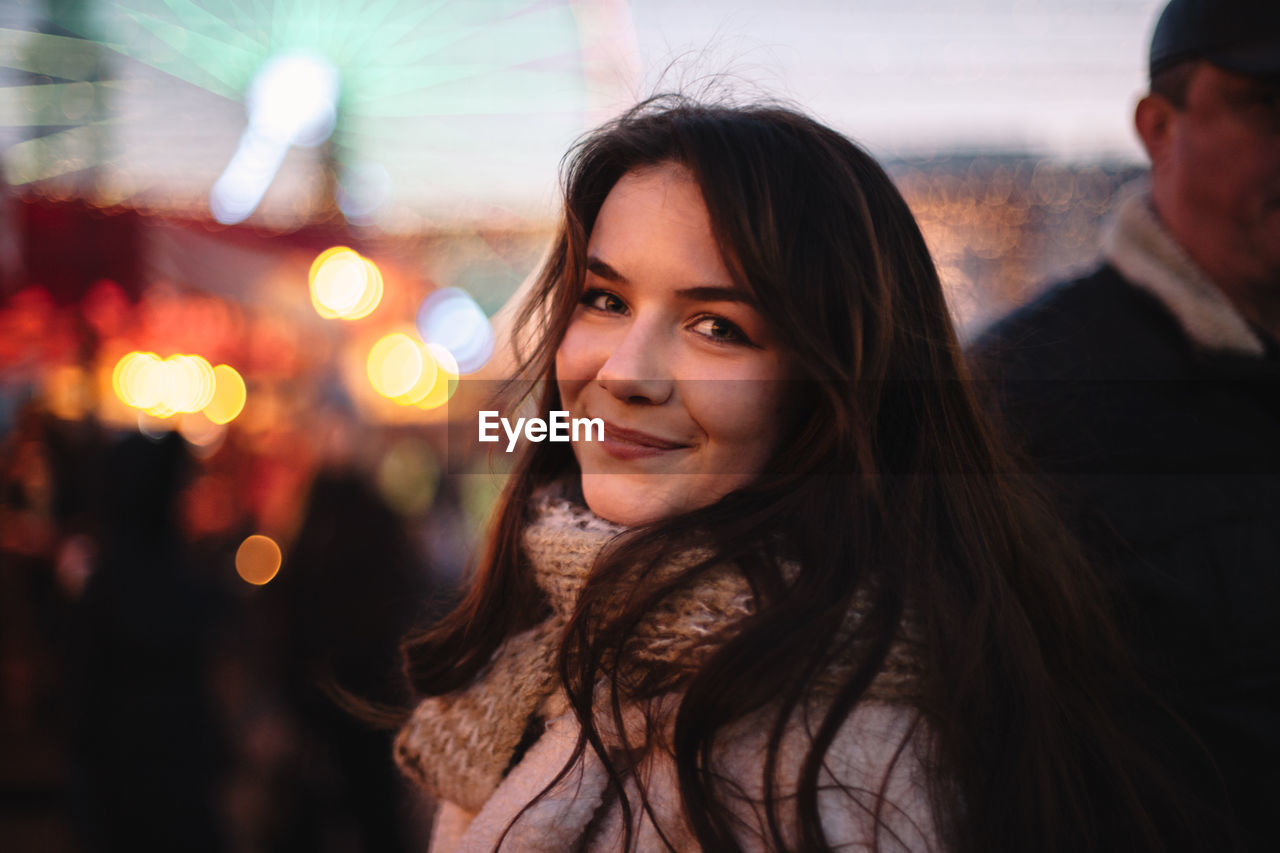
598 422 691 460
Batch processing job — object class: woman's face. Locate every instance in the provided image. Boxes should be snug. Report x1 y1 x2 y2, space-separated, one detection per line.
555 162 791 526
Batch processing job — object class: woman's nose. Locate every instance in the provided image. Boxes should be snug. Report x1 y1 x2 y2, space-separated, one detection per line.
595 320 673 405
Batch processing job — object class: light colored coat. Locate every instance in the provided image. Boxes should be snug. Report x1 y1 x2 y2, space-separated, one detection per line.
429 697 938 852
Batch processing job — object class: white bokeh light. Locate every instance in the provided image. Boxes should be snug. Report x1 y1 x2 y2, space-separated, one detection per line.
416 288 496 374
209 52 340 225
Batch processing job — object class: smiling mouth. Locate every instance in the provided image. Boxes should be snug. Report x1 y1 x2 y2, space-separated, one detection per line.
599 422 691 460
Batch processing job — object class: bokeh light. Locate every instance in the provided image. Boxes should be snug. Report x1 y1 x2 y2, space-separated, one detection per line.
310 248 365 317
166 354 217 413
204 364 248 425
177 411 227 455
415 287 495 373
309 247 383 320
46 365 91 421
416 343 459 411
111 352 231 421
377 439 440 516
367 332 438 405
112 351 165 411
209 51 340 224
351 258 384 318
136 413 175 440
235 534 283 586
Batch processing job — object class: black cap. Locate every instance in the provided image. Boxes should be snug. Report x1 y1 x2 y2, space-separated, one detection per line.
1149 0 1280 79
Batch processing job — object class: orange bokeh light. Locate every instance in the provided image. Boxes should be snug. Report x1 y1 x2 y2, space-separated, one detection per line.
235 534 282 586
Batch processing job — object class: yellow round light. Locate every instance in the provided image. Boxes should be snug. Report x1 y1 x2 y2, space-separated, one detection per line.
163 354 216 414
391 341 440 406
346 258 383 320
235 534 282 586
309 246 348 282
416 343 460 411
309 247 383 320
367 332 437 402
204 364 247 425
112 351 164 409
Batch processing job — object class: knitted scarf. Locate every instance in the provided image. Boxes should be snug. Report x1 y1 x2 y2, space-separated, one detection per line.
394 488 919 814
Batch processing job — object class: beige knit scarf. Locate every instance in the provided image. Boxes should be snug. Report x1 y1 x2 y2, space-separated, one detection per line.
393 488 919 814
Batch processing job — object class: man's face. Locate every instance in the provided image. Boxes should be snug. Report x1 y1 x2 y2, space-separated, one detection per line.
1156 63 1280 290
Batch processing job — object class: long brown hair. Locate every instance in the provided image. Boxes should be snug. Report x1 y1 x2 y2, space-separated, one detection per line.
402 96 1217 852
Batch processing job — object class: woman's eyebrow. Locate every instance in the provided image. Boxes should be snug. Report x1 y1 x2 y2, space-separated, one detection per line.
585 256 626 282
585 256 753 305
674 285 753 305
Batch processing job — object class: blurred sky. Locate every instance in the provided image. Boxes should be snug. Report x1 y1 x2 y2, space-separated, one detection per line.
629 0 1163 160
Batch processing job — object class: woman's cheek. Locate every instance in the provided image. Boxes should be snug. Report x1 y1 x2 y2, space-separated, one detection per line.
555 321 601 385
557 377 587 415
691 377 787 462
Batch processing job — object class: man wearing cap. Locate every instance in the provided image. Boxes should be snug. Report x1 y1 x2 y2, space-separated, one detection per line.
970 0 1279 848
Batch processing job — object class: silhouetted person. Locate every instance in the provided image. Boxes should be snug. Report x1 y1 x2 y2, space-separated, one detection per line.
262 468 430 853
72 431 226 852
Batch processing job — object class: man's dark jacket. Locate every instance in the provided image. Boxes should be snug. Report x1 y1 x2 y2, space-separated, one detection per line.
970 254 1280 851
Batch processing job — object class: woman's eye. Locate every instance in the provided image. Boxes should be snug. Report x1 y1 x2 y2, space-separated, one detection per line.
581 289 627 314
690 315 751 345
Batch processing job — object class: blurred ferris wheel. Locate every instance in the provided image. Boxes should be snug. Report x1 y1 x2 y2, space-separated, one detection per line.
1 0 640 231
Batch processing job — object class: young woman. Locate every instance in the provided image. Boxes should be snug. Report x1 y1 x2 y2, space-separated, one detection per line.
393 97 1208 852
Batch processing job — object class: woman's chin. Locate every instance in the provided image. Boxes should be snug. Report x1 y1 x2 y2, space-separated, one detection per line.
579 474 685 527
578 472 747 527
